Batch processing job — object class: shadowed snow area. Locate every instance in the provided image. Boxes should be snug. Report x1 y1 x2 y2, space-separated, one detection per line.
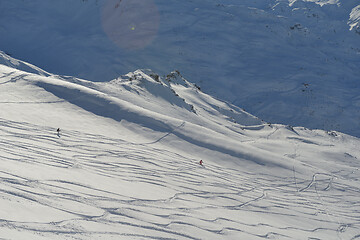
1 58 360 239
1 0 360 137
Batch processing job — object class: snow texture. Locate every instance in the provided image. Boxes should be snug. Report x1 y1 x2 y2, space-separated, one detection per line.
349 5 360 30
0 0 359 137
0 57 360 239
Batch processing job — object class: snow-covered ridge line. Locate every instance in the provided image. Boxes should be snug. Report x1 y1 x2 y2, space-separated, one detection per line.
0 50 50 77
1 61 290 168
1 1 360 137
1 56 358 171
1 55 360 239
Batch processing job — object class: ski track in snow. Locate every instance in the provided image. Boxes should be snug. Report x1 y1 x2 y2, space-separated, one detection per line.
0 118 359 239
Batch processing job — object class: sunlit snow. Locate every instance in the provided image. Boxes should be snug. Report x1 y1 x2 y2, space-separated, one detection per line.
0 54 359 239
349 5 360 30
1 0 360 137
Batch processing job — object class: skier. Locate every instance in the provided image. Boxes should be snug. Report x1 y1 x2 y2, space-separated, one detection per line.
57 128 61 137
199 160 203 166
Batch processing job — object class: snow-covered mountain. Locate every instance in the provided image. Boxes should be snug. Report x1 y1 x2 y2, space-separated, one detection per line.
1 54 360 239
349 4 360 31
0 0 359 137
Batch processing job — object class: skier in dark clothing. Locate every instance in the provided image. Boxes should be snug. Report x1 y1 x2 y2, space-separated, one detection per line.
57 128 61 137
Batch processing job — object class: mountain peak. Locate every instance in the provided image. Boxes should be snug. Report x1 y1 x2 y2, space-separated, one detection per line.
1 1 360 136
1 47 360 240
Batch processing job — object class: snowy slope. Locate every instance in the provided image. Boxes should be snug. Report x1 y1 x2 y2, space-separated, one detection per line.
0 0 359 137
1 58 360 239
0 51 50 77
349 4 360 31
289 0 340 7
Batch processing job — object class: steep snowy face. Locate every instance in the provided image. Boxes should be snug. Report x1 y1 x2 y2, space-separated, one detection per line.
288 0 360 29
102 69 263 129
1 59 360 239
1 0 360 137
349 5 360 31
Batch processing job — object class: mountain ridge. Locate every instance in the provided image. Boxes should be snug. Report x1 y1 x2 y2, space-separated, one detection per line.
1 53 360 239
1 0 359 137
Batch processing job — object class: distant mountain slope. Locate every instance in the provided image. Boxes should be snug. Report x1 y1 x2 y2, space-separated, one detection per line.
0 0 359 137
349 4 360 31
1 56 360 239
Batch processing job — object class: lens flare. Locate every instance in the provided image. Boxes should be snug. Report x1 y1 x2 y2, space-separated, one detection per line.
101 0 160 50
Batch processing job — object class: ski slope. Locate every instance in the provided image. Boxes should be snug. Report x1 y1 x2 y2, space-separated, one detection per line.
1 56 360 239
0 0 360 137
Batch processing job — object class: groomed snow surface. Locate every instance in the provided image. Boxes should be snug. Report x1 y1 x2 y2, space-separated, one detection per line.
1 56 360 239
